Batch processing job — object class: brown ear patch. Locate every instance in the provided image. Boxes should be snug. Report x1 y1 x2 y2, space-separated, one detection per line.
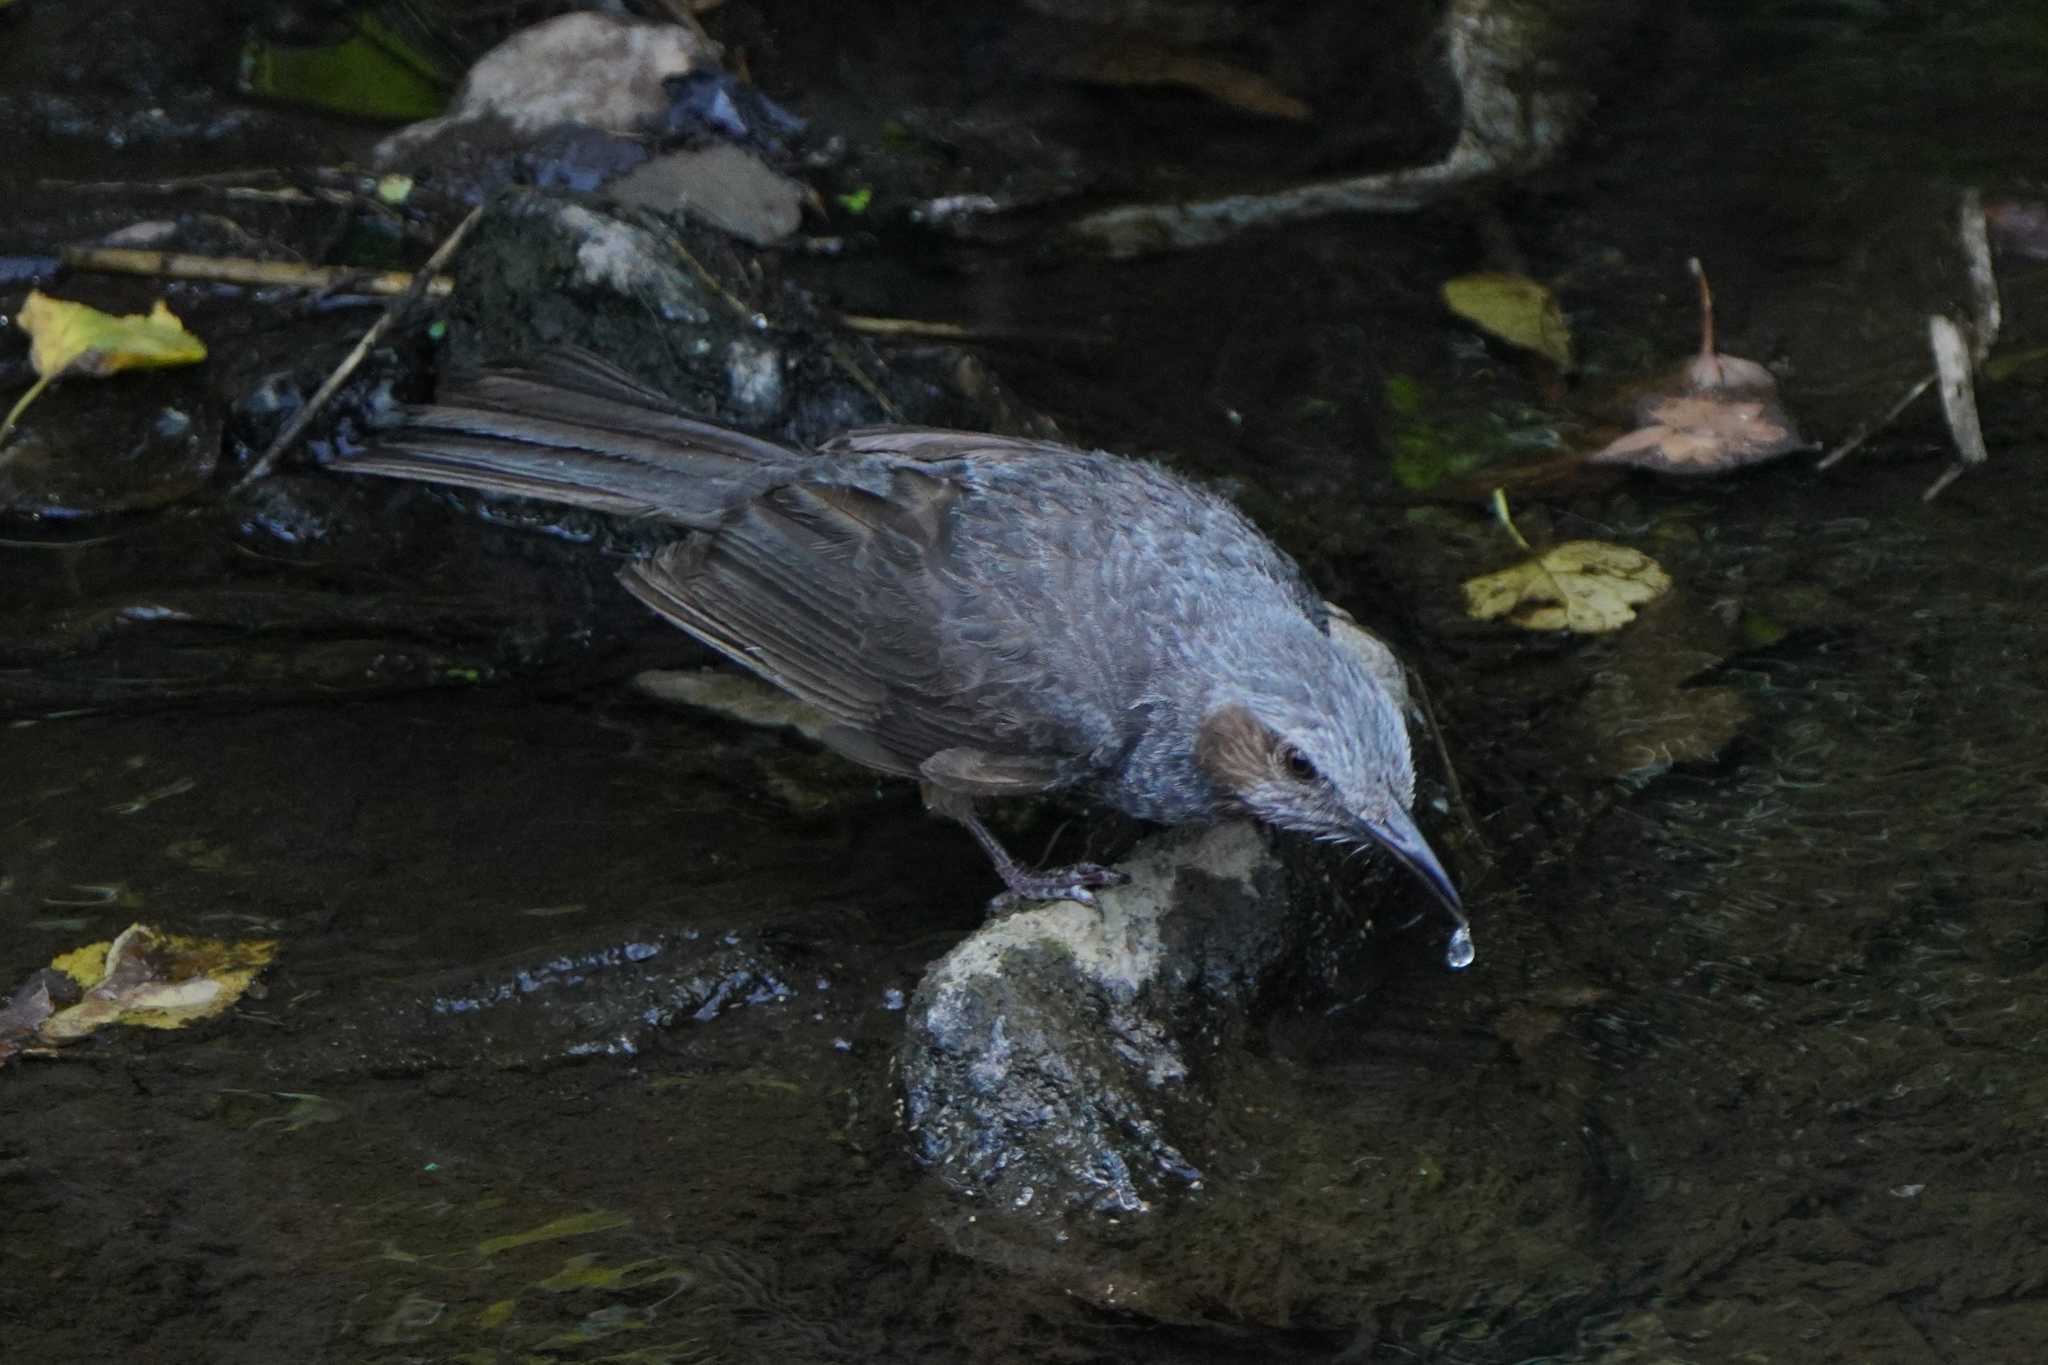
1195 702 1281 798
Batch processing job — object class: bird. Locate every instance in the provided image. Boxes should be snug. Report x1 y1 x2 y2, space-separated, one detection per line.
345 350 1472 966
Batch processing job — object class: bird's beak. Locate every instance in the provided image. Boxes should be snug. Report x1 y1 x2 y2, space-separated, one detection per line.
1362 806 1461 914
1362 806 1474 968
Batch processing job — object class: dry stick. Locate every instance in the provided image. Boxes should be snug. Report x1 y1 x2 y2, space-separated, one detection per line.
234 205 483 490
1691 255 1715 358
1404 664 1489 871
1922 462 1968 503
45 167 292 191
654 225 758 323
825 338 902 421
838 313 1108 348
839 314 978 341
1815 373 1934 471
59 246 453 299
1820 189 1998 475
47 178 364 209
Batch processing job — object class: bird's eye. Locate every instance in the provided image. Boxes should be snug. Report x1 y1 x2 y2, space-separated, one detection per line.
1281 747 1319 782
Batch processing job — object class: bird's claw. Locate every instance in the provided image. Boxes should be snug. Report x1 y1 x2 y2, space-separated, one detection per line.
987 862 1129 915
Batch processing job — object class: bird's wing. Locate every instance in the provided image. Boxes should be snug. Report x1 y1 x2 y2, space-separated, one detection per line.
822 427 1084 464
917 747 1068 795
620 467 1072 787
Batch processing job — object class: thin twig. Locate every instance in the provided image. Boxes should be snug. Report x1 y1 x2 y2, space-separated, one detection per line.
653 225 758 323
838 314 977 341
1921 462 1968 503
46 177 363 209
824 338 902 421
234 205 482 490
838 313 1108 347
1404 664 1488 870
58 246 452 299
1815 372 1934 470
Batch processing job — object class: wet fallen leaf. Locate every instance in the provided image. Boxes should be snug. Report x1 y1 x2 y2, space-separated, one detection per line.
1585 259 1803 474
1462 540 1672 634
2 291 208 443
17 290 208 381
476 1210 635 1258
1442 272 1573 370
1572 670 1750 779
236 10 453 122
33 923 277 1046
1588 393 1798 472
0 968 83 1066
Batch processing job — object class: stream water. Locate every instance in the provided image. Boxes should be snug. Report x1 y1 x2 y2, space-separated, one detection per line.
4 2 2047 1362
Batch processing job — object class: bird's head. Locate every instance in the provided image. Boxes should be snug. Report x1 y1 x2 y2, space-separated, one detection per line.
1195 665 1468 962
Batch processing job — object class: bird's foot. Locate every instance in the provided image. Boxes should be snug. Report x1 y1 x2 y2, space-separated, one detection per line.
987 862 1130 914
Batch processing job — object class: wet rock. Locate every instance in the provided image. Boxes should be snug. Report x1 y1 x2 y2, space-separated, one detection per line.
522 126 653 194
374 13 717 168
606 143 809 248
434 189 1014 451
902 822 1305 1215
226 477 348 550
223 348 415 473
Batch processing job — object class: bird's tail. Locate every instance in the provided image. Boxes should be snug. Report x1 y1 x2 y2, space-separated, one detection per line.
346 350 802 526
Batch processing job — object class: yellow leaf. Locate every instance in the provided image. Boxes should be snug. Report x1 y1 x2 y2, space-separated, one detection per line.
17 290 207 379
3 293 209 444
1461 540 1671 634
37 923 277 1043
1442 272 1573 370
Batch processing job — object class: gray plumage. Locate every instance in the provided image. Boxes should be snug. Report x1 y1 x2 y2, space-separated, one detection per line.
349 351 1466 950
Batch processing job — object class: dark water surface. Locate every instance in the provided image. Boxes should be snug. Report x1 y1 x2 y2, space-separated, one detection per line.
5 2 2048 1362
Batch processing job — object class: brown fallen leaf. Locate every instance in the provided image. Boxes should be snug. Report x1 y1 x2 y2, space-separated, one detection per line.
1586 259 1804 474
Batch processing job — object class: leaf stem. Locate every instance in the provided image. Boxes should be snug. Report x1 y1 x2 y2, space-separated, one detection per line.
0 372 54 450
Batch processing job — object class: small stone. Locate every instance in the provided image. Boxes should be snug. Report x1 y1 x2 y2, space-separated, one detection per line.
607 144 807 247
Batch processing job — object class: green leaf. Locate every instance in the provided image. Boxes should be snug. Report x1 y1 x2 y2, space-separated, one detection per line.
1442 272 1573 370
